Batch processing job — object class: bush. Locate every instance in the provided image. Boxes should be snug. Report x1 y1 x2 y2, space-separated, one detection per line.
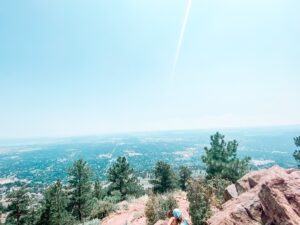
145 193 178 225
89 200 115 220
79 219 100 225
207 177 232 207
187 180 211 225
103 190 122 204
145 194 159 225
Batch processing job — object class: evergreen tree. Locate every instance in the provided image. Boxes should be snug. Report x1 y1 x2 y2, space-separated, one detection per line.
38 180 73 225
25 203 40 225
293 136 300 168
202 132 250 182
179 166 192 191
150 161 177 194
93 179 103 200
68 159 92 222
107 156 143 200
5 187 30 225
187 180 211 225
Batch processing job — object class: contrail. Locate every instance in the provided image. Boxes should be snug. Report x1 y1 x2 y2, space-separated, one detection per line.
171 0 192 80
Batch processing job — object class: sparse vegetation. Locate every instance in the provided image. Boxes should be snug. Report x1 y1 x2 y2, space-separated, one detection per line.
145 193 178 225
89 200 115 219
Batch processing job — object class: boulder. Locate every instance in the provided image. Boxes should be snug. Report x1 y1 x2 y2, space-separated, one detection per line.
224 184 238 201
259 177 300 225
208 166 300 225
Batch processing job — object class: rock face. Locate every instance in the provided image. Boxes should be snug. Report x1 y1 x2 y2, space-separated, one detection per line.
208 166 300 225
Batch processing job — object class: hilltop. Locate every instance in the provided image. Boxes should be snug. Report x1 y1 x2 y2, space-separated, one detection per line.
99 166 300 225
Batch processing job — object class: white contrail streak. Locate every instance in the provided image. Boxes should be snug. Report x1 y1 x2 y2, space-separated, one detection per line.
171 0 192 80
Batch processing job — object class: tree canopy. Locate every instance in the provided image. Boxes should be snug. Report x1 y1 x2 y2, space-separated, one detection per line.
150 161 177 193
293 136 300 168
5 187 30 225
202 132 250 182
68 159 92 221
38 180 73 225
107 156 143 200
179 166 192 191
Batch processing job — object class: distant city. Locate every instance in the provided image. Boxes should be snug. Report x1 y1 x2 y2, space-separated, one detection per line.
0 125 299 195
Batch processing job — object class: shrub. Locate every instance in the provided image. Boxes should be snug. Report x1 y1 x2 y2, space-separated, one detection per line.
89 200 115 220
145 194 159 225
187 180 211 225
79 219 100 225
207 176 232 207
145 193 178 225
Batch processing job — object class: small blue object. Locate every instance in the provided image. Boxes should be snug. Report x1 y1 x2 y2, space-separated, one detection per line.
181 220 189 225
172 208 182 219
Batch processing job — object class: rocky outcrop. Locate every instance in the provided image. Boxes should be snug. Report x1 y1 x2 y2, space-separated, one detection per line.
208 166 300 225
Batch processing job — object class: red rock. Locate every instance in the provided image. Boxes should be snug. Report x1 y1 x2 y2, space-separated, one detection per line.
208 166 300 225
154 220 168 225
224 183 238 201
259 177 300 225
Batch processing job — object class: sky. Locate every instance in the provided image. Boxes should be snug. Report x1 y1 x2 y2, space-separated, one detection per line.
0 0 300 138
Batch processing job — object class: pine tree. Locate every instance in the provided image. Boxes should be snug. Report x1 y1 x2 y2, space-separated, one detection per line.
179 166 192 191
202 132 250 182
38 180 73 225
6 187 30 225
93 179 103 200
150 161 177 194
107 156 143 200
68 159 92 222
293 136 300 168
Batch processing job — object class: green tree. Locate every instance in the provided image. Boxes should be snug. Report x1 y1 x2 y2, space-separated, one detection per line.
25 201 41 225
38 180 73 225
107 156 143 200
93 179 103 200
187 180 211 225
293 136 300 168
202 132 250 182
150 161 177 194
179 166 192 191
5 187 30 225
68 159 92 222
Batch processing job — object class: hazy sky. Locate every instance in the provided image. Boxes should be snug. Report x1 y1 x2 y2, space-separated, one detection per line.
0 0 300 138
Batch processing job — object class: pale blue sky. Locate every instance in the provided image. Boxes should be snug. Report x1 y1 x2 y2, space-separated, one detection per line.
0 0 299 138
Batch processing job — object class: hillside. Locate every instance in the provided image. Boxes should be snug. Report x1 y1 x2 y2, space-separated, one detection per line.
100 166 300 225
101 191 190 225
